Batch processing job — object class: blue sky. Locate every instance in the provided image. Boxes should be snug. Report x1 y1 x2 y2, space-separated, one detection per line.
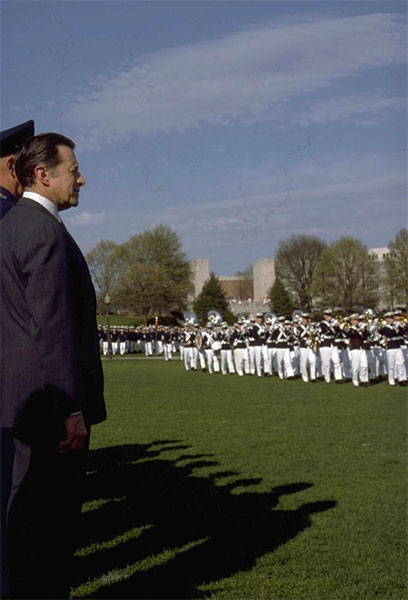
2 0 406 274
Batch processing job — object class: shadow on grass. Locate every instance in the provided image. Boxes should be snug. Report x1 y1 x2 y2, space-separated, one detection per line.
72 440 336 599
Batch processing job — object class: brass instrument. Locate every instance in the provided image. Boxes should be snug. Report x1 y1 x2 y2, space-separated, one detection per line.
207 309 223 326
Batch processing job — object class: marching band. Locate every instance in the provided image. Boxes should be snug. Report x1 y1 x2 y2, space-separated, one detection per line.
98 308 408 387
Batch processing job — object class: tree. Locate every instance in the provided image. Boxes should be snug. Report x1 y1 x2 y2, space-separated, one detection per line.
267 278 292 318
275 235 326 310
86 240 121 312
113 225 192 323
193 273 233 324
312 237 378 312
383 228 408 308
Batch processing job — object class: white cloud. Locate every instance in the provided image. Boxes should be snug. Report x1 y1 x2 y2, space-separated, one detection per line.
134 173 406 245
67 13 406 147
296 95 406 125
65 211 111 227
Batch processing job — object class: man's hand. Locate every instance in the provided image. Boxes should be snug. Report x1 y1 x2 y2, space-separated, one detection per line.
59 413 88 452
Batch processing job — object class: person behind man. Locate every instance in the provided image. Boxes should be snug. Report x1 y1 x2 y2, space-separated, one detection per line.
0 132 107 599
0 120 34 219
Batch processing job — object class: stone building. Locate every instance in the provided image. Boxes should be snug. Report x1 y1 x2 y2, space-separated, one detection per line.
189 247 398 309
189 257 275 303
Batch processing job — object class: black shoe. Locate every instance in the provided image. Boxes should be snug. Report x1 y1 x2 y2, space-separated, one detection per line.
398 381 408 386
361 382 370 387
335 379 344 384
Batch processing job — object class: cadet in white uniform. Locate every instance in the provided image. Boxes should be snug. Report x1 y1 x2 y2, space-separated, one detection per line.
219 322 235 375
202 323 220 374
318 310 343 383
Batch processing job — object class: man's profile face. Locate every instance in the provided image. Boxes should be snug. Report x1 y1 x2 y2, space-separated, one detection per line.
48 145 85 211
324 313 332 322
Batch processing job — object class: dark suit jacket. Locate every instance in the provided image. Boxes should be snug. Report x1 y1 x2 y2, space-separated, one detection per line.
0 197 106 433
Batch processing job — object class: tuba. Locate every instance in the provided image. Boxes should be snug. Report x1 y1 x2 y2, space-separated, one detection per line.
207 309 223 326
182 311 199 326
264 311 278 324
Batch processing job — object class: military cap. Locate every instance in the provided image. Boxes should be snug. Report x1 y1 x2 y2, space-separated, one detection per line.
383 311 393 318
278 316 285 322
0 120 34 157
323 308 333 315
206 322 213 328
349 313 359 319
256 312 263 318
301 312 310 319
221 321 228 328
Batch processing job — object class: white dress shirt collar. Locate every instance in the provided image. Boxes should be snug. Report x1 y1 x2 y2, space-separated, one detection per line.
23 191 62 223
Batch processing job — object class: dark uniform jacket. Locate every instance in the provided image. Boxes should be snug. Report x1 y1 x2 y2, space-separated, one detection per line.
0 186 17 221
0 198 106 432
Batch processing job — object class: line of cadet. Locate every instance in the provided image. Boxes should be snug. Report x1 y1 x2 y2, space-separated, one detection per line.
98 309 408 387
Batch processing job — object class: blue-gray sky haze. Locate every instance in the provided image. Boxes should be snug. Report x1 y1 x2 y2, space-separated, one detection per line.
2 0 407 274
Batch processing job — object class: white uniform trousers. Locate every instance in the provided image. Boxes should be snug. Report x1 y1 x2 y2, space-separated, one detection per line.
299 347 316 382
221 349 235 374
264 347 274 375
275 348 294 379
144 341 153 356
385 348 407 385
371 346 387 377
319 345 342 382
234 348 249 376
291 346 300 375
350 348 369 386
164 343 172 361
111 341 118 355
204 349 220 373
183 346 194 370
192 348 206 370
402 345 408 372
119 341 127 355
338 348 351 380
366 348 377 380
249 346 263 376
102 341 109 355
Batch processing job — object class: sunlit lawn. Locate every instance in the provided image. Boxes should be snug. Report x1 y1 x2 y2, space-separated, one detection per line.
71 357 407 599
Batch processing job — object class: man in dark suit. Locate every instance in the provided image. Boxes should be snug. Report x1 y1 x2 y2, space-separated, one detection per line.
0 120 35 220
0 132 107 598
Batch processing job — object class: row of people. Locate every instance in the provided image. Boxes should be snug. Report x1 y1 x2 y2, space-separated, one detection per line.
178 309 407 387
97 309 408 387
98 324 182 358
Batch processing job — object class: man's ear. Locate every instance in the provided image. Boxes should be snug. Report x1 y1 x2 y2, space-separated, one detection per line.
5 156 18 179
33 164 51 186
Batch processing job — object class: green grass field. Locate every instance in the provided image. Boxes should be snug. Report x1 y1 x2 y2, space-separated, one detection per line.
71 357 407 600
